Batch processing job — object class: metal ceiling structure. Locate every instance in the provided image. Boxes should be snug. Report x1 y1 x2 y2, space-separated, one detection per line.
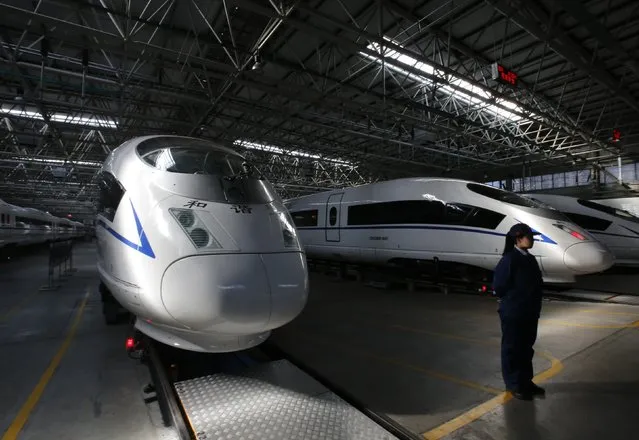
0 0 638 221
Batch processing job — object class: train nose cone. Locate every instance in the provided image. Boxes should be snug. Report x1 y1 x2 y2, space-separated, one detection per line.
563 242 615 273
160 253 308 334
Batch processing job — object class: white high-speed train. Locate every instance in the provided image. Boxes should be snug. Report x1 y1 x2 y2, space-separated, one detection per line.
522 193 639 266
0 198 85 250
284 178 615 284
95 135 309 353
595 196 639 217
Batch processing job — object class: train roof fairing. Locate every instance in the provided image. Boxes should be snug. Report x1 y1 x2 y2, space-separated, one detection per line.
285 178 521 203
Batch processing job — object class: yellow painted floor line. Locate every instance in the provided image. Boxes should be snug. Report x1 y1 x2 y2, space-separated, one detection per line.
578 309 639 317
539 318 639 329
422 351 564 440
298 331 503 395
1 289 90 440
390 325 499 347
389 324 564 439
383 358 503 396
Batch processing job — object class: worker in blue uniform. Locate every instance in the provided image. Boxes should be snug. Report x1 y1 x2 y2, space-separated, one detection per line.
492 223 546 400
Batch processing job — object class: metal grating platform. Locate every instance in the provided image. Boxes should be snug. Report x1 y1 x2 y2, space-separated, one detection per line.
174 359 400 440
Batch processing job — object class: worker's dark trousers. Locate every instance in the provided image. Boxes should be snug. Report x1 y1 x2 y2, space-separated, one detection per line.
499 315 539 392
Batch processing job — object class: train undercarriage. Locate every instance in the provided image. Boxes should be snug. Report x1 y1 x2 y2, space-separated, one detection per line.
306 256 496 296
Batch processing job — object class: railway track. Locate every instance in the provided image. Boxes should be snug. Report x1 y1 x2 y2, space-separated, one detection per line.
127 328 421 440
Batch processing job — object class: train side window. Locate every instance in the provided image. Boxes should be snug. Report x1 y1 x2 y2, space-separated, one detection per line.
347 200 445 225
562 212 612 231
290 210 318 227
347 203 374 225
464 208 506 229
445 204 472 224
466 183 542 208
329 207 337 226
577 199 615 215
97 171 125 222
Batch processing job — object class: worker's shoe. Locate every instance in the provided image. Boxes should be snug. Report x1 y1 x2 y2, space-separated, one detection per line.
528 383 546 397
508 389 533 401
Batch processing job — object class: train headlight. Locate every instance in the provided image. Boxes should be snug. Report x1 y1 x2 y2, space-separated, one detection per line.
277 211 300 249
553 223 586 240
174 210 195 228
169 208 221 249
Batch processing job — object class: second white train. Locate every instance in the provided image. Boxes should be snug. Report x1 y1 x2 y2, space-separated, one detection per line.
0 198 85 249
522 193 639 267
284 178 615 284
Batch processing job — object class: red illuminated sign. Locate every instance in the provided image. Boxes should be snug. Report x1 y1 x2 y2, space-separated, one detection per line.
497 65 517 86
612 129 621 142
491 62 518 86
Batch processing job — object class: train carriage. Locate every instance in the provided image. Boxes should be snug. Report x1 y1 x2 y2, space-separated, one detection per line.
285 178 615 284
522 193 639 267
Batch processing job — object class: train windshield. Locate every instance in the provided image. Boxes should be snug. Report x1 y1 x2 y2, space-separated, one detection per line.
139 145 260 178
137 137 277 204
521 196 560 211
466 183 568 220
577 199 639 224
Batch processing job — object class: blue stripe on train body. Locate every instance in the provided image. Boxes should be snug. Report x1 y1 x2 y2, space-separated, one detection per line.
296 224 558 244
529 227 557 245
97 201 156 259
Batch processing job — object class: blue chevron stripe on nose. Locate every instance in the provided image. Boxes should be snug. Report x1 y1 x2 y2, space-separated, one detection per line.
513 218 557 245
97 201 155 259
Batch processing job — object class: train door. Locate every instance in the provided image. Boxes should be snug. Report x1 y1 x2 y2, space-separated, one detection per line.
325 193 344 242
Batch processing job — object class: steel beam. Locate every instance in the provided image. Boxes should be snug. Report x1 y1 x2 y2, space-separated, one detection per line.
488 0 639 114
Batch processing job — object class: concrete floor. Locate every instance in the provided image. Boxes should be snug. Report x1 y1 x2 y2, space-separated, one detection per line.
0 243 174 440
572 270 639 297
270 272 639 440
3 244 638 440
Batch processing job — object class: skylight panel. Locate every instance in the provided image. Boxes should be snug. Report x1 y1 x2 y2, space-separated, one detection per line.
10 156 102 167
1 105 118 129
233 140 353 166
360 37 526 122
